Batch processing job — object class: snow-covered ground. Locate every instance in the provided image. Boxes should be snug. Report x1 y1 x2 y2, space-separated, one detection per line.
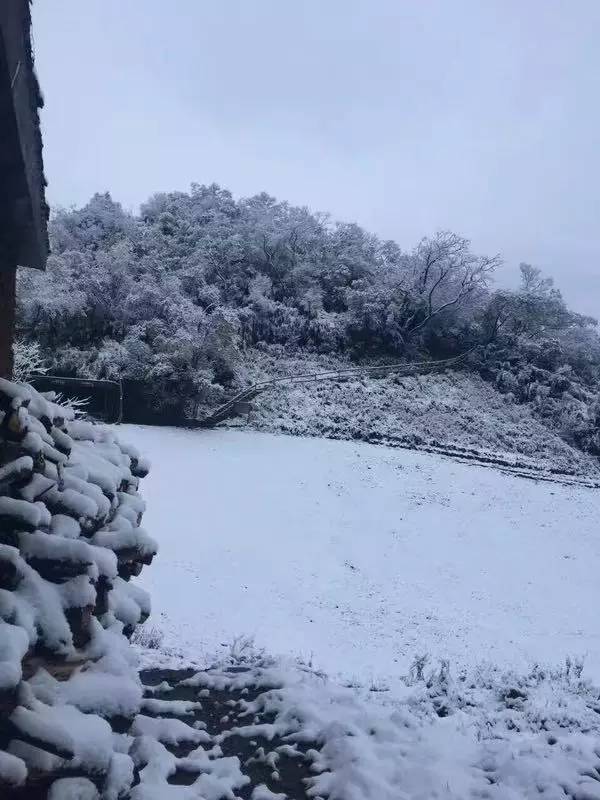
117 425 600 798
122 425 600 683
237 354 600 480
131 657 600 800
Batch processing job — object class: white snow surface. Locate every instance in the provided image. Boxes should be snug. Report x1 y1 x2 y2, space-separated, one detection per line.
0 748 27 787
237 354 600 479
182 658 600 800
123 425 600 683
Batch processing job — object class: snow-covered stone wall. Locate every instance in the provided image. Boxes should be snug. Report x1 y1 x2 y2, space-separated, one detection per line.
0 377 157 796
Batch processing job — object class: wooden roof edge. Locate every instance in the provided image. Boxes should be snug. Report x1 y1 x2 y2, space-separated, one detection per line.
0 0 49 271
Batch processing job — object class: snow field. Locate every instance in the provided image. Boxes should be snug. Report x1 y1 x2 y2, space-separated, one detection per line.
123 424 600 799
125 426 600 682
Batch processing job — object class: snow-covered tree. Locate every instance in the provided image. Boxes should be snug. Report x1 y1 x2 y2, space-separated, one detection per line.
15 186 600 455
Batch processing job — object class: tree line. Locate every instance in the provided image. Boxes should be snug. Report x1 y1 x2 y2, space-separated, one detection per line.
17 185 600 455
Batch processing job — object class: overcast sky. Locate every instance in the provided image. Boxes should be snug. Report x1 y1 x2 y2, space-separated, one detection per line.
33 1 599 317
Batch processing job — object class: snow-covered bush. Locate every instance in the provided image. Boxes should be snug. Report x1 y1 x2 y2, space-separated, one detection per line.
131 625 163 650
478 336 600 458
495 368 518 394
12 338 48 382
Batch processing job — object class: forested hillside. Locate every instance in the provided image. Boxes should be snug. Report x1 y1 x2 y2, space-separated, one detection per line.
17 186 600 457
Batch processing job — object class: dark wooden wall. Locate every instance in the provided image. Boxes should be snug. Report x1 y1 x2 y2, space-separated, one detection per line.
0 268 16 378
0 0 48 270
0 1 49 379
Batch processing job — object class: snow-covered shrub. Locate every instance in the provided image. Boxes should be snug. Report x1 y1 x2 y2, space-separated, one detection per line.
52 391 90 419
131 624 163 650
495 368 518 394
475 331 600 459
12 338 48 382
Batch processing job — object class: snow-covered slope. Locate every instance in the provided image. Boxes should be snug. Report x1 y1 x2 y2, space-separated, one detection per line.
234 353 600 480
123 426 600 683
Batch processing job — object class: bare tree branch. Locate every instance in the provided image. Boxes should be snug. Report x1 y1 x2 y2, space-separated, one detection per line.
401 232 501 338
